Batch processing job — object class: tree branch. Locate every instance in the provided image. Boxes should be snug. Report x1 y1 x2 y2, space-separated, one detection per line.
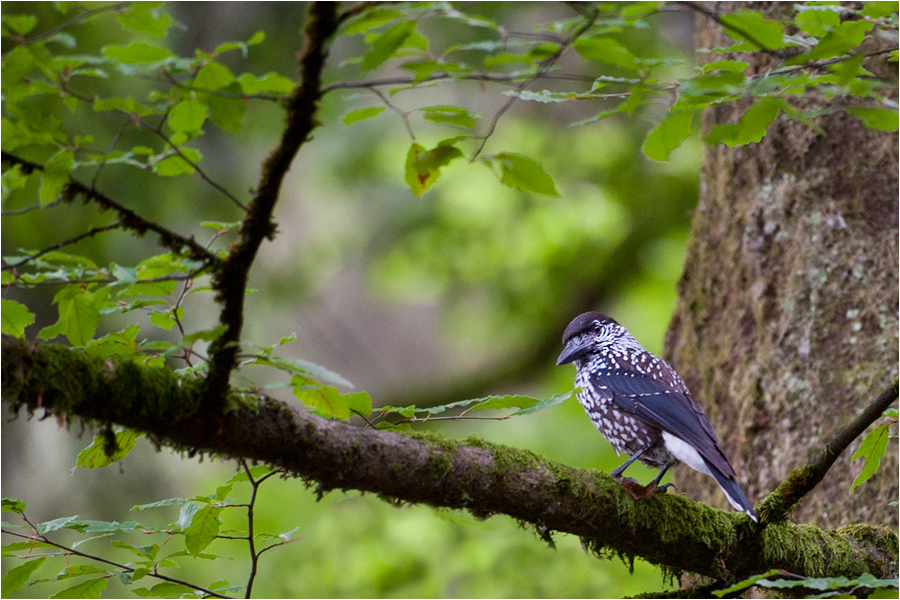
205 2 339 408
2 223 121 271
0 151 221 267
3 337 896 583
756 380 899 524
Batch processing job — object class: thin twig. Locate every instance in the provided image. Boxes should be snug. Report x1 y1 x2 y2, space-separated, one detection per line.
370 87 416 141
469 9 599 161
757 380 899 523
1 198 64 216
5 2 130 55
7 271 203 287
2 224 120 271
59 81 249 213
679 1 788 60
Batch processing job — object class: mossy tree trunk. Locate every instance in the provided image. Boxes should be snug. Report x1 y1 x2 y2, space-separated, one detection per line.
665 2 898 529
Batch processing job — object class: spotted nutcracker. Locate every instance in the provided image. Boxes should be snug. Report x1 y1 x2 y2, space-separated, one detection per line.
557 311 757 521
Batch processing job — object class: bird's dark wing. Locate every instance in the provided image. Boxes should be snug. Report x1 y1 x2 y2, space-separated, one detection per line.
589 369 735 478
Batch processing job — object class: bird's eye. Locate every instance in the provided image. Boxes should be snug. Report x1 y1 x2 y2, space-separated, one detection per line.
591 321 602 333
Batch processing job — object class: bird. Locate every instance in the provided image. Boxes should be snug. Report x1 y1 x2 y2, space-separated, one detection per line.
557 311 758 521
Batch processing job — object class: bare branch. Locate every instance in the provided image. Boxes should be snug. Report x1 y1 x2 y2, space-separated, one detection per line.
2 224 120 271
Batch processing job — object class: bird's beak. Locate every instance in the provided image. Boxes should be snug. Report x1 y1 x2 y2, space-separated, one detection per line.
557 338 590 366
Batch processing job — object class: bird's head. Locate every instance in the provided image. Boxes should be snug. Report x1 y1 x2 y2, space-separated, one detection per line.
557 311 623 366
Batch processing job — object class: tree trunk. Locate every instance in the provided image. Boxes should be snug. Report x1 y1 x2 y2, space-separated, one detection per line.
665 2 898 529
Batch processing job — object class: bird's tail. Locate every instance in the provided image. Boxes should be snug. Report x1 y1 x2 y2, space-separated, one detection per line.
704 459 758 522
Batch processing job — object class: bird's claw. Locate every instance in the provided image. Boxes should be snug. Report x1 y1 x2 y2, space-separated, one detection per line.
618 477 674 501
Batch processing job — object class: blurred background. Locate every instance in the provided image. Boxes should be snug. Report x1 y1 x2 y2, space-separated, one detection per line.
2 2 701 597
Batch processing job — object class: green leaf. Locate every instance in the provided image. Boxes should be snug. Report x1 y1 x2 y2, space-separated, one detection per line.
794 6 841 37
194 62 235 89
49 577 108 599
2 557 47 596
421 105 477 128
400 58 464 82
201 91 246 134
117 2 173 38
574 37 639 70
342 8 401 35
833 53 864 86
863 1 898 17
40 150 74 205
52 565 108 582
168 98 207 134
258 355 354 388
482 152 559 196
705 98 783 147
183 324 227 343
2 164 29 202
643 111 694 161
1 46 36 92
110 540 159 559
719 9 786 50
293 379 356 419
101 43 174 64
850 423 891 491
791 20 874 64
713 569 784 597
846 107 899 132
37 515 80 534
237 72 294 94
3 14 38 35
154 147 202 176
3 541 54 557
59 290 101 347
92 96 157 117
84 325 141 360
131 497 190 511
700 59 749 73
184 505 222 556
404 142 463 196
75 430 144 469
508 392 572 416
2 498 26 514
363 20 416 72
343 106 385 125
0 299 34 338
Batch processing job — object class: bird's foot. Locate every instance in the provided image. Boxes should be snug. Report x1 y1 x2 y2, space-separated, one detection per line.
618 477 675 501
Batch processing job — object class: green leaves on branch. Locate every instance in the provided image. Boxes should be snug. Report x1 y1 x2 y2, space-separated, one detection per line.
75 430 144 469
705 98 785 148
849 407 896 492
643 111 695 161
718 10 787 51
481 153 559 197
714 569 899 598
405 141 464 196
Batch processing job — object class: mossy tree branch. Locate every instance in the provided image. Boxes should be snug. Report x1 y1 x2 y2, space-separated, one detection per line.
3 337 896 584
205 2 340 408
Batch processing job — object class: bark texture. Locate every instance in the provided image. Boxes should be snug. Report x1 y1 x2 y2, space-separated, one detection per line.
665 2 898 529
